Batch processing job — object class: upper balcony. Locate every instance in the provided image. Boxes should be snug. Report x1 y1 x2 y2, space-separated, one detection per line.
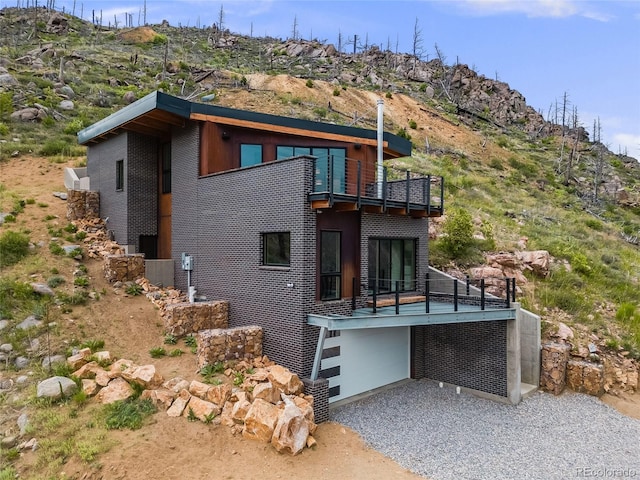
308 155 444 218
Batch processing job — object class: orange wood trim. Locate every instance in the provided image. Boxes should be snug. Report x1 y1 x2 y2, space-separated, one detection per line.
190 113 389 148
311 199 332 209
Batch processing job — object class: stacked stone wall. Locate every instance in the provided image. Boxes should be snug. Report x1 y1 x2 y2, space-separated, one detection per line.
197 326 263 368
67 189 99 220
163 301 229 337
103 254 145 283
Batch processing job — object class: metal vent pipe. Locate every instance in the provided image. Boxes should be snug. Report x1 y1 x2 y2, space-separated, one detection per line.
377 99 384 198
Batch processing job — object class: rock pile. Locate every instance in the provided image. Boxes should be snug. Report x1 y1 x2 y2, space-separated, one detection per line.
61 348 316 455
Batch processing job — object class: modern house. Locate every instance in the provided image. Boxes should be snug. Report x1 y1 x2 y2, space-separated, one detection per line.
78 91 539 422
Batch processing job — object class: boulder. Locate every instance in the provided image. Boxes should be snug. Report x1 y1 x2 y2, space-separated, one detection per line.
163 377 190 393
17 315 42 330
0 73 18 86
81 379 100 396
140 388 176 410
555 322 574 342
67 347 92 370
188 380 211 399
231 398 252 424
59 100 74 110
252 381 281 404
109 359 138 378
267 365 303 395
242 398 281 442
37 376 78 400
517 250 550 277
205 383 231 407
42 354 66 369
123 91 137 104
121 364 164 389
31 283 55 296
166 389 191 417
271 396 309 455
182 395 220 422
95 377 135 404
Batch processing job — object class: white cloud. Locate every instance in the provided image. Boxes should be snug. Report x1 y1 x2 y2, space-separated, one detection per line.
452 0 612 21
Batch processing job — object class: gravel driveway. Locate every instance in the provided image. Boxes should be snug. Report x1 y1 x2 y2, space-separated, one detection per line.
331 379 640 480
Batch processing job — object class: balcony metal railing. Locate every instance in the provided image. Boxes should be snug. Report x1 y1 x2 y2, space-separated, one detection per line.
312 155 444 214
354 273 516 315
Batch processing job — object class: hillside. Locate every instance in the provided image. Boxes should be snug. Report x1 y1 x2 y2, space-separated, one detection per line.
1 5 640 478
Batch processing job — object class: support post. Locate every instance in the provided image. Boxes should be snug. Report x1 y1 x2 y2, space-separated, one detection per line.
505 278 511 308
351 277 356 310
310 326 328 381
453 279 458 312
395 281 400 315
372 280 377 314
425 272 430 313
481 278 485 310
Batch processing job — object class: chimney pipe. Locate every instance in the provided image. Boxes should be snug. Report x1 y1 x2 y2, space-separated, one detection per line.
377 99 384 198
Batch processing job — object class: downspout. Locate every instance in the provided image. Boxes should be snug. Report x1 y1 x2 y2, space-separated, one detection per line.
377 99 384 198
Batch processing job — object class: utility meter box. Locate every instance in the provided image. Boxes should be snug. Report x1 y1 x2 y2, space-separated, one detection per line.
181 253 193 271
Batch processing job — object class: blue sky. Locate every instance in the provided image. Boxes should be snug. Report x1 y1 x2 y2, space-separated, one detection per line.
12 0 639 159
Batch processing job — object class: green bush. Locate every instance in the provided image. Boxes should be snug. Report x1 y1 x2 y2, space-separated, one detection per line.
104 398 156 430
63 118 85 135
40 139 71 156
332 88 341 96
305 79 314 88
0 230 30 267
440 208 474 257
47 276 66 288
408 119 417 129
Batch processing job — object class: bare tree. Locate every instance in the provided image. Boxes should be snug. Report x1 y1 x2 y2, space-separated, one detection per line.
564 105 580 185
556 92 571 175
291 15 299 40
592 117 604 201
411 17 424 74
143 0 147 25
218 4 225 32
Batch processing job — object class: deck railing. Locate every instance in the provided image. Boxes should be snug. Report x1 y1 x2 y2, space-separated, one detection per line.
312 155 444 213
359 274 516 314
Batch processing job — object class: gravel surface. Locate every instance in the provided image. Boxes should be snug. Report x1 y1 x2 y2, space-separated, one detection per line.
331 380 640 480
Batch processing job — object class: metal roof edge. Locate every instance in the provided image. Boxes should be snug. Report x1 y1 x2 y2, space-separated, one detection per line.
77 90 412 156
77 91 191 145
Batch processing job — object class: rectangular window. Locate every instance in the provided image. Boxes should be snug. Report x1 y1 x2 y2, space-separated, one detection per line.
276 146 346 194
241 144 263 168
263 232 290 267
368 238 416 293
320 231 341 300
161 143 171 194
116 159 124 191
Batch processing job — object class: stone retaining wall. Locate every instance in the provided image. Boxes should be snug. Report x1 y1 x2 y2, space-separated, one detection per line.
67 189 99 220
163 301 229 338
566 360 604 397
540 343 571 395
104 254 145 283
197 326 263 368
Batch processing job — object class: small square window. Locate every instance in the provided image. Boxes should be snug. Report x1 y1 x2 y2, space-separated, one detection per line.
116 159 124 191
241 144 262 168
263 232 290 267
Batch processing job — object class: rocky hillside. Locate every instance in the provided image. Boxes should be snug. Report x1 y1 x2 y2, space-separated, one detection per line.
1 6 640 389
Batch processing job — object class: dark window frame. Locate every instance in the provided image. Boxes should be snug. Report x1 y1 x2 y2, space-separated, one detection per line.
262 232 291 267
116 159 124 191
368 237 417 293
